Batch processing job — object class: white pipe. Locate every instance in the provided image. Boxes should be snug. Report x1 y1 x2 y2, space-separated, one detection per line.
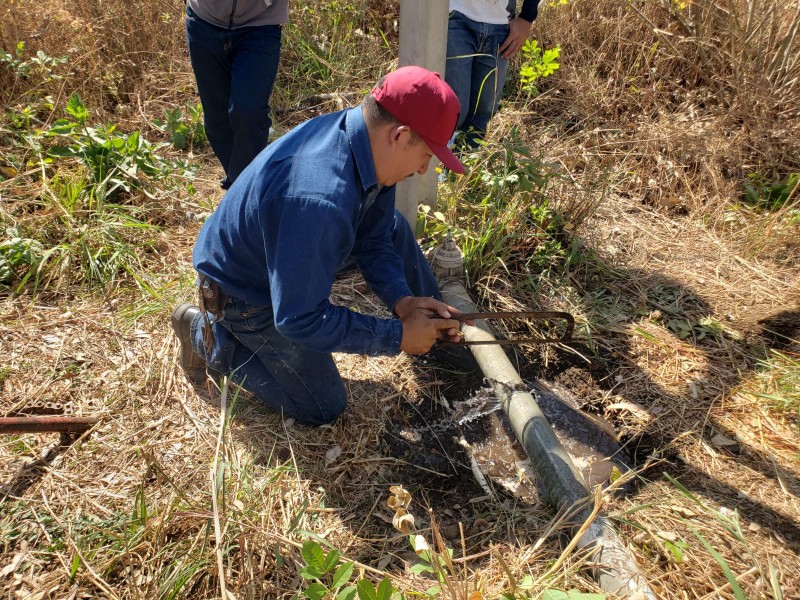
440 281 656 599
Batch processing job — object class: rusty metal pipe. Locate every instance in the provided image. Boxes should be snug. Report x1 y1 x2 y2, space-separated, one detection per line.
0 416 98 434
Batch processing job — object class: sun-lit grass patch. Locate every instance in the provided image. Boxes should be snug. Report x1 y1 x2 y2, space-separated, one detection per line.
1 0 800 599
740 350 800 430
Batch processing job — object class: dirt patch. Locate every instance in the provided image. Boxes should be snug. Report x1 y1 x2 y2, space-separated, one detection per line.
381 346 635 509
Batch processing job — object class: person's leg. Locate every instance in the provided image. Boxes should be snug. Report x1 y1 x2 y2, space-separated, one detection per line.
391 211 442 300
463 21 510 146
226 24 282 183
338 213 441 299
185 7 235 185
445 11 478 133
190 298 347 425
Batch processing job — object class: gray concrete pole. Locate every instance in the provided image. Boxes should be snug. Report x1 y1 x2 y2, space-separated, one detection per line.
396 0 449 229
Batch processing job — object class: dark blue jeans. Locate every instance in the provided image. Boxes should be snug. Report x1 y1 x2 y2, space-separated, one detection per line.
445 11 510 147
190 212 441 426
185 6 282 187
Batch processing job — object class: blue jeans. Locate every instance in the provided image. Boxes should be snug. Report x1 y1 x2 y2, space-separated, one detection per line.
445 11 510 147
185 6 282 187
190 212 441 426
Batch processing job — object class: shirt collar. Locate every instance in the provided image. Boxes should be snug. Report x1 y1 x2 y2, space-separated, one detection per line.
345 107 379 194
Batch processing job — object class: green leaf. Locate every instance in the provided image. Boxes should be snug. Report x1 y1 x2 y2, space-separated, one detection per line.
356 578 378 600
324 549 340 572
663 473 708 510
302 540 327 572
47 145 79 158
664 540 687 562
409 562 433 575
65 93 89 123
332 562 354 588
172 132 186 149
48 118 78 135
69 553 81 583
376 578 394 600
337 585 358 600
518 575 534 590
288 500 309 533
299 565 326 579
304 582 328 600
127 130 141 152
687 527 746 600
111 136 127 151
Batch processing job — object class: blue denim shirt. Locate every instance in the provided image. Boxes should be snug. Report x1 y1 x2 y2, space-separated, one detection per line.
193 107 411 357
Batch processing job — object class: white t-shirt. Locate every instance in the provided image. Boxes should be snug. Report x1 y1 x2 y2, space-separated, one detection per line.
450 0 510 25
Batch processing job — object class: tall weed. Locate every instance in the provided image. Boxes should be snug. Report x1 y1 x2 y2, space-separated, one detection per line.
0 91 191 294
428 128 572 292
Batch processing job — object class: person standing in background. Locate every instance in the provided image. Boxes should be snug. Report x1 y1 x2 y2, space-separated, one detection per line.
445 0 540 147
185 0 289 190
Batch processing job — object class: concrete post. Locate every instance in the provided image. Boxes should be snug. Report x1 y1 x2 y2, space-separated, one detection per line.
395 0 449 229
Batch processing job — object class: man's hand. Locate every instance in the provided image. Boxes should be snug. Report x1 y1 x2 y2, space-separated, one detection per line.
394 296 471 354
499 17 533 58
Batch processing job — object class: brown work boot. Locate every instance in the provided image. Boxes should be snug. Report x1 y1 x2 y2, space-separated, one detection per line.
170 302 207 383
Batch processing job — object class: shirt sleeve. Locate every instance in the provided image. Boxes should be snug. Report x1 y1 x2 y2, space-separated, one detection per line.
262 194 403 356
349 186 414 312
518 0 539 22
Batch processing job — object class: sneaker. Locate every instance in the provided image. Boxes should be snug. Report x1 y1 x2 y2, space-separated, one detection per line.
424 342 479 372
170 303 207 383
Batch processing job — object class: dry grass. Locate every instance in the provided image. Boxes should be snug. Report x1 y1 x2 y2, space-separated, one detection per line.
514 0 800 255
1 0 187 114
2 0 800 598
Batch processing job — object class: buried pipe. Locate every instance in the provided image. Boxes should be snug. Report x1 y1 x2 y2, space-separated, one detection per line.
440 280 656 599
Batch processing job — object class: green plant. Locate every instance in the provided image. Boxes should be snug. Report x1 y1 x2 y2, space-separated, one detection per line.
427 127 566 287
407 534 453 598
45 93 176 202
152 102 207 150
0 228 43 290
665 317 714 341
387 486 481 600
36 200 157 292
518 40 560 95
744 172 799 212
0 93 199 293
281 0 389 101
297 540 402 600
299 540 356 600
0 41 68 102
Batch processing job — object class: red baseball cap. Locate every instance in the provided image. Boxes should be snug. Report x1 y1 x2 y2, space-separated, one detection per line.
371 66 465 174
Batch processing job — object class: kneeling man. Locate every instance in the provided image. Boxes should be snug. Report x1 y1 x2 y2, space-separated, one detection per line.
172 66 471 425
